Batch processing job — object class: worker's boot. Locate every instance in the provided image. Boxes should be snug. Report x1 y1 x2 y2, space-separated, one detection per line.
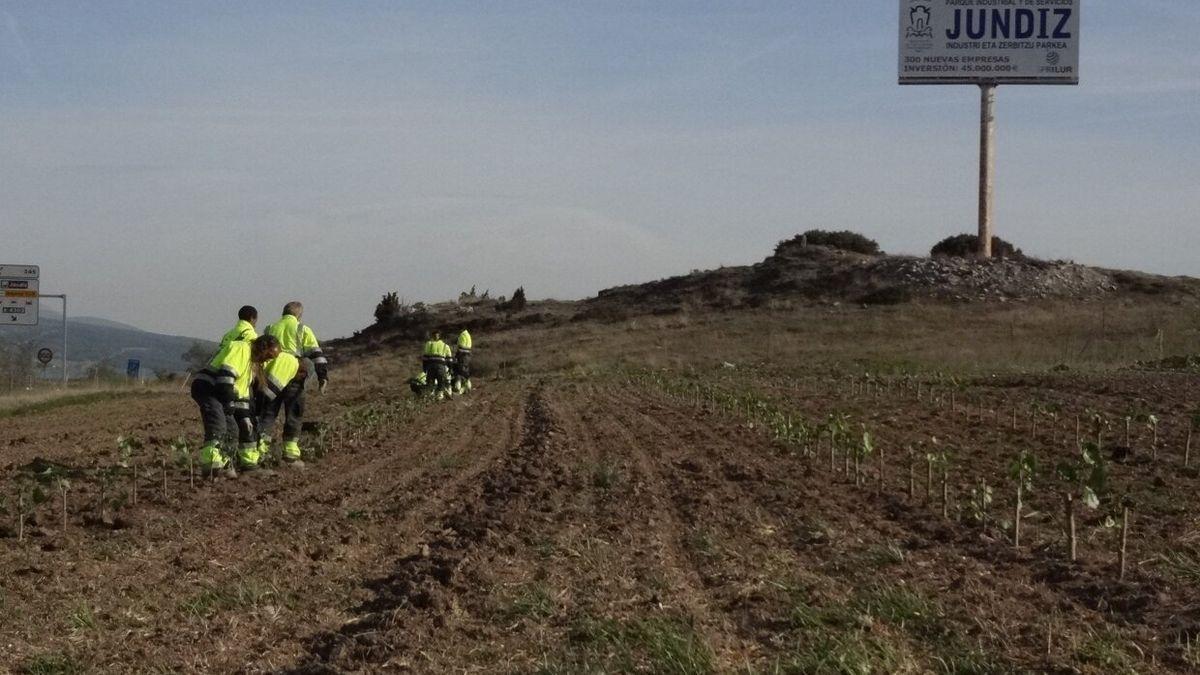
199 442 234 478
256 436 273 466
237 443 261 473
283 440 305 468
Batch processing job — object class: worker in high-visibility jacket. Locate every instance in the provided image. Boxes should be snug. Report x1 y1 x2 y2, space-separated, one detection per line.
215 305 259 451
453 329 473 394
265 302 329 458
191 334 281 477
421 330 453 400
254 350 304 466
218 305 258 350
407 371 427 396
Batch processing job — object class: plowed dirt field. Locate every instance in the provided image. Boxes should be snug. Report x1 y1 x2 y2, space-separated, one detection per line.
3 342 1200 673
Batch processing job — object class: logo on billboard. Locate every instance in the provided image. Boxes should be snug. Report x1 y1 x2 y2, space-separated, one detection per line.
906 5 933 38
1046 51 1061 65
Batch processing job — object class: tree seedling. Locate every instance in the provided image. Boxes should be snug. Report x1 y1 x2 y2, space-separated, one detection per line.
1056 442 1109 563
968 480 993 530
1009 451 1037 548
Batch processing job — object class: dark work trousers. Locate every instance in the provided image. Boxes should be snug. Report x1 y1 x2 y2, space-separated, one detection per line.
454 350 471 381
423 360 449 394
257 380 305 442
191 379 227 445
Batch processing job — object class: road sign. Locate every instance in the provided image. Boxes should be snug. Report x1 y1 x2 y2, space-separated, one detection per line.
0 265 40 325
127 359 141 379
37 348 53 365
899 0 1080 85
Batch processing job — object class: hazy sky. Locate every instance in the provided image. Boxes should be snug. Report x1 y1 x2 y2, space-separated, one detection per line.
2 1 1197 340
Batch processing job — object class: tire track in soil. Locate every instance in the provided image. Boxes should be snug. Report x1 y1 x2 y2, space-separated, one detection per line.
608 383 1187 672
186 384 530 672
0 385 525 673
285 382 575 673
551 381 755 669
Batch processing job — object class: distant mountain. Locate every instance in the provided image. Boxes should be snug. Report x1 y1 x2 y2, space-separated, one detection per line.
0 314 215 378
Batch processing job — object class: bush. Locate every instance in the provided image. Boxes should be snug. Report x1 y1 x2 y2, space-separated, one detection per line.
775 230 882 256
497 286 528 313
374 292 404 325
931 234 1024 259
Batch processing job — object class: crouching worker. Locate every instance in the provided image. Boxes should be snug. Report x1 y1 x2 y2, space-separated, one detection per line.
407 371 427 396
255 349 305 466
191 335 282 477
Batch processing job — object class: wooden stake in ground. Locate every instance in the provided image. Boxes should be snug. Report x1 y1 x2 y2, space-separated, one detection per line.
1075 415 1081 448
942 467 950 520
878 445 885 496
60 483 69 533
1186 426 1193 468
908 452 916 500
1119 507 1130 581
926 456 934 502
17 490 25 543
161 459 168 500
1014 470 1023 548
1066 494 1077 562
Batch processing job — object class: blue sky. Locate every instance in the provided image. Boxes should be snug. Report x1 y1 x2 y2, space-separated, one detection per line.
2 1 1197 339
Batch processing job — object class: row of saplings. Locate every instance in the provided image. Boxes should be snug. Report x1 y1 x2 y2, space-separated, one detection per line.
2 392 431 540
2 430 326 539
633 370 1195 582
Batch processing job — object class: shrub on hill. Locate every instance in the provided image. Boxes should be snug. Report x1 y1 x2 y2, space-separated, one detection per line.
497 286 528 313
775 230 882 256
931 234 1024 259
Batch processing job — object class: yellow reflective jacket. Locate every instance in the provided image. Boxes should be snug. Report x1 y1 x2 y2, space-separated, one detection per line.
204 339 253 400
218 320 257 350
422 339 451 362
268 314 328 381
457 330 472 351
261 352 301 401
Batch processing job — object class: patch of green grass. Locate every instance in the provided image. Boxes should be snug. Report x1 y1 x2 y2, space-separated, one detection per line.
779 584 1007 674
345 509 369 521
0 390 164 419
775 631 911 675
538 615 713 675
591 461 620 489
67 604 96 631
23 652 84 675
852 584 941 638
1075 629 1139 673
500 583 555 621
686 529 719 558
1157 549 1200 583
437 452 466 470
179 579 285 619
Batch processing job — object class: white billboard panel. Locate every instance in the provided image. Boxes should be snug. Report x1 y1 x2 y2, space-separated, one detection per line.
899 0 1080 85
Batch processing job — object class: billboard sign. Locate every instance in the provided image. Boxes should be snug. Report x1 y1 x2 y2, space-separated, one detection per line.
899 0 1080 85
0 264 39 325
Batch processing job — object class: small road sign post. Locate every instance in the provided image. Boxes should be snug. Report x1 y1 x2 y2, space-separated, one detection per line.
0 265 39 325
37 348 53 365
898 0 1081 258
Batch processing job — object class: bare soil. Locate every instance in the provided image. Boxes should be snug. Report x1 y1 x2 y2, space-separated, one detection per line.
3 341 1200 673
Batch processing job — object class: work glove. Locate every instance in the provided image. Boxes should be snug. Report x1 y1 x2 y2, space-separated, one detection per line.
318 379 328 394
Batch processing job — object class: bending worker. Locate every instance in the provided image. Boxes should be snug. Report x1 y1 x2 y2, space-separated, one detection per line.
421 330 453 400
264 301 329 461
254 348 304 466
192 335 282 477
216 305 258 450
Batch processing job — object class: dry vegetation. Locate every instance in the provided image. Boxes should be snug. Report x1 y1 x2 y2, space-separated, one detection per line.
2 297 1200 673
